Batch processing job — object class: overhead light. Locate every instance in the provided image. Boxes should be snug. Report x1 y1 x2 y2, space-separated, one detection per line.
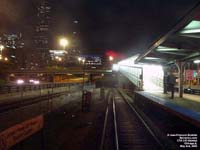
118 54 140 65
194 60 200 64
156 46 179 51
180 20 200 34
181 29 200 34
144 57 160 60
17 79 24 85
112 64 119 71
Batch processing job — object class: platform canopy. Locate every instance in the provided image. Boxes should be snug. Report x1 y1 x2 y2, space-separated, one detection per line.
136 5 200 65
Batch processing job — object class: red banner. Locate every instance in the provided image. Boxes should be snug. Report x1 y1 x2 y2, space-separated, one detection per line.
0 115 44 150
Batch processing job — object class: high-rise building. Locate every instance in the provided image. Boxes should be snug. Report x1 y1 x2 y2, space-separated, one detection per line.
34 0 51 68
49 49 81 67
0 33 25 66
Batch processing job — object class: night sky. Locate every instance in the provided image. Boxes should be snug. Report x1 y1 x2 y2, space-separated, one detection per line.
0 0 200 57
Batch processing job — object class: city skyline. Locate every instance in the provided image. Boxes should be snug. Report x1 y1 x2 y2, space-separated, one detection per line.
1 0 200 56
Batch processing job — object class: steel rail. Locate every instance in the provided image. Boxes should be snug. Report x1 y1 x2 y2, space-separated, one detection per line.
100 106 109 150
112 96 119 150
117 89 168 149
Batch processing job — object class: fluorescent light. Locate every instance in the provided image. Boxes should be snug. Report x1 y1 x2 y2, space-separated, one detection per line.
180 20 200 34
156 46 179 51
118 54 140 66
144 57 160 60
180 29 200 34
194 60 200 64
17 79 24 85
183 20 200 30
112 64 119 71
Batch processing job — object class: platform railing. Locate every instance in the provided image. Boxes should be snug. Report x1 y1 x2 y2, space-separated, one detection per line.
119 65 143 89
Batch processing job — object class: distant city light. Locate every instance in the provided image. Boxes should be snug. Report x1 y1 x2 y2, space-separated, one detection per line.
58 57 62 61
0 45 4 51
29 79 40 84
49 50 68 55
55 56 62 61
4 57 8 61
29 79 34 83
78 57 82 61
17 79 24 85
194 60 200 64
73 20 79 24
33 80 40 84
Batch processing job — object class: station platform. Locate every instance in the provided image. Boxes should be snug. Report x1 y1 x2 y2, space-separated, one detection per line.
135 91 200 127
147 91 200 112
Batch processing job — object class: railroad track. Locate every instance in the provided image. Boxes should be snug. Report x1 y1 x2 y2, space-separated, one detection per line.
100 88 176 150
0 92 68 114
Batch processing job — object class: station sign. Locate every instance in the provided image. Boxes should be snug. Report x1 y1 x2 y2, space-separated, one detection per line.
0 115 44 150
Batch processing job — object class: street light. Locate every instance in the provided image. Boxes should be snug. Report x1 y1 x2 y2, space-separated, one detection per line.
59 38 69 50
78 57 82 64
109 56 114 61
82 58 86 90
0 45 4 53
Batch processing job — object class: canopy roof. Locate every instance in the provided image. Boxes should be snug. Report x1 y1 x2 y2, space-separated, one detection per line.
136 4 200 65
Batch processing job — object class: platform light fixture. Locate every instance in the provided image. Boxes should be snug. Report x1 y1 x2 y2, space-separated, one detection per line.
180 20 200 34
156 46 179 52
144 57 160 60
194 59 200 64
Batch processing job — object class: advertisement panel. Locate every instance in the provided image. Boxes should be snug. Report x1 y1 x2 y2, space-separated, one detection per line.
185 70 194 80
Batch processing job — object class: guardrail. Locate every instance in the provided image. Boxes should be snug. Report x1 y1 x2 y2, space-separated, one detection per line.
0 82 79 94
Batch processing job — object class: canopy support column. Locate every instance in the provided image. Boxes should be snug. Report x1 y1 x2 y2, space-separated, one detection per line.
175 61 185 98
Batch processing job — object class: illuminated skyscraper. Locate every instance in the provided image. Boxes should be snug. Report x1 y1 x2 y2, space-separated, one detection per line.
34 0 51 68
